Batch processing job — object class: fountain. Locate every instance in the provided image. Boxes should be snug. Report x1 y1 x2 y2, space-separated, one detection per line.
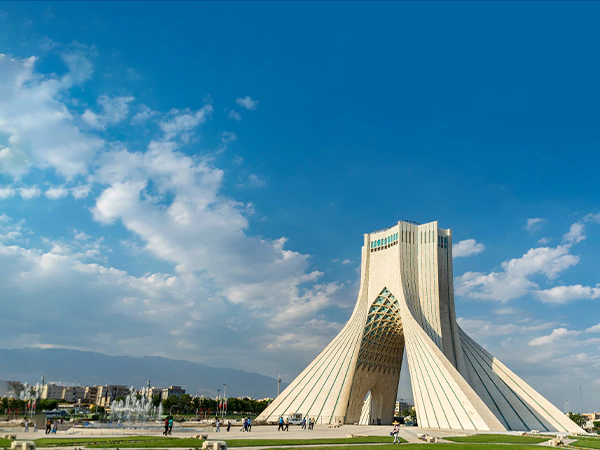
110 387 163 421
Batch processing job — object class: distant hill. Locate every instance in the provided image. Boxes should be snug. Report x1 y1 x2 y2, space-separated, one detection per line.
0 348 286 399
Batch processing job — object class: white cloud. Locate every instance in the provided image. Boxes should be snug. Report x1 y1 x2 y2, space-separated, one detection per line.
0 52 103 179
563 222 586 245
71 184 91 199
221 132 237 143
18 186 41 200
131 104 158 125
0 186 16 199
45 185 69 200
228 110 242 121
159 106 213 140
525 217 545 232
341 259 352 265
455 243 579 302
534 284 600 304
453 239 485 258
82 95 135 130
584 212 600 223
528 328 581 346
236 96 259 111
586 323 600 333
538 237 551 245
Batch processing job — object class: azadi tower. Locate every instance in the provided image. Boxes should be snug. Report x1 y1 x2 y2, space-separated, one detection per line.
258 220 582 433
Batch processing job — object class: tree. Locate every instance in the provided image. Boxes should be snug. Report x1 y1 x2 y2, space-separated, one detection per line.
568 412 586 427
37 399 59 411
162 395 179 412
593 420 600 431
152 394 162 408
90 405 105 414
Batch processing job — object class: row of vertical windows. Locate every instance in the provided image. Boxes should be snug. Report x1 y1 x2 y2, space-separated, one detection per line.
370 232 399 249
438 235 447 249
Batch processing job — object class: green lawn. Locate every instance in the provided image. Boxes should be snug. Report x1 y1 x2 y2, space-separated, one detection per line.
0 438 12 448
572 437 600 449
444 434 549 444
265 445 544 450
30 436 404 448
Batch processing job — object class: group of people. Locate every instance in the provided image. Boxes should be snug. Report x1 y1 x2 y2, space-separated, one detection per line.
213 418 252 432
22 419 38 433
45 419 58 435
300 417 314 430
276 416 314 431
162 418 174 435
241 417 252 432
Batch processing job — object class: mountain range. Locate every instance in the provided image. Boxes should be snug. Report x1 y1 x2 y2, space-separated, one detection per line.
0 348 286 399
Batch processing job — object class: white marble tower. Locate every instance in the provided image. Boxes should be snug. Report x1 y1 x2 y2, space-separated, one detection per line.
257 220 582 433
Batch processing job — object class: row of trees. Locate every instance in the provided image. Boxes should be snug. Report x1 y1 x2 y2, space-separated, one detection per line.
161 395 269 416
1 397 59 413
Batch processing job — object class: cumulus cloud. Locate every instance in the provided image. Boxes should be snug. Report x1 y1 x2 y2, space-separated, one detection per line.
563 222 586 245
0 186 16 199
228 110 242 121
71 184 91 199
236 96 259 110
131 104 158 125
0 52 103 179
528 328 581 346
455 242 579 302
45 185 69 200
18 186 41 200
82 95 135 130
453 239 485 258
534 284 600 304
159 106 213 140
525 217 545 232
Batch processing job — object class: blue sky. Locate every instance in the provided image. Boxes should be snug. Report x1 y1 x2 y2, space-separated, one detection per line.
0 2 599 410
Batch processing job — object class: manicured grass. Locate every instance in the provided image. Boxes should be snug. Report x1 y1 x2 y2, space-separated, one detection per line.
444 434 549 444
32 436 404 448
572 437 600 449
266 445 545 450
0 438 12 447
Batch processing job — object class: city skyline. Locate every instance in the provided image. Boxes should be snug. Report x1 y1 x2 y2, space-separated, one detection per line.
0 1 599 413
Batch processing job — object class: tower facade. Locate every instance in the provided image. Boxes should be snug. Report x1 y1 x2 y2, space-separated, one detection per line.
257 220 582 433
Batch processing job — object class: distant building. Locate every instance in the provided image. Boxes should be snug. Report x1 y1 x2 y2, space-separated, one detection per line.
395 401 413 416
62 386 86 403
96 385 130 406
144 386 164 401
162 386 185 398
41 384 65 400
84 386 99 404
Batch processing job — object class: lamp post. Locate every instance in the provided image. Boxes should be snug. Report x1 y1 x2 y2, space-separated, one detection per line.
277 374 282 397
217 389 220 418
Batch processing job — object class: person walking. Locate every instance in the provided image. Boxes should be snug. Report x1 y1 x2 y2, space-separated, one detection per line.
284 418 289 431
51 421 57 434
247 418 251 432
391 423 400 444
226 420 231 432
163 418 169 436
215 418 220 432
168 418 173 435
301 417 306 430
308 418 314 430
45 419 51 435
242 418 247 432
34 422 38 433
24 419 29 432
278 416 284 431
